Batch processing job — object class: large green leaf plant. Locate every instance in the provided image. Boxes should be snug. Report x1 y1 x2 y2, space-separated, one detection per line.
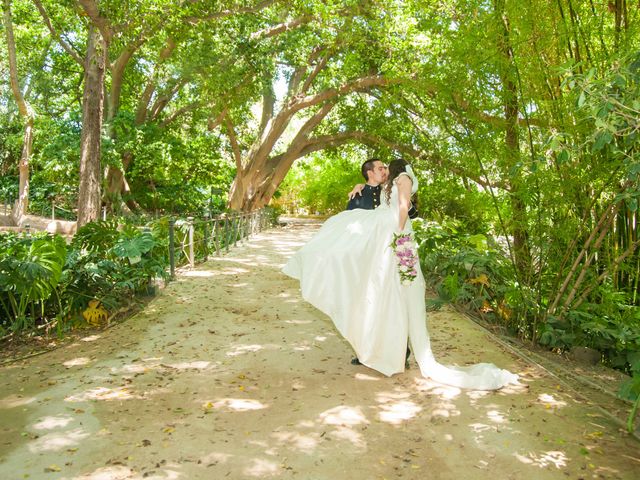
0 233 66 331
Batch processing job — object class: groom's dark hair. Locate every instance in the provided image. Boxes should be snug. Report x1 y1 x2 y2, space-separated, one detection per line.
361 158 380 181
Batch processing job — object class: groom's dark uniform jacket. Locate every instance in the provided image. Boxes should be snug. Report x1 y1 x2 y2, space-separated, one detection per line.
346 184 381 210
346 184 418 218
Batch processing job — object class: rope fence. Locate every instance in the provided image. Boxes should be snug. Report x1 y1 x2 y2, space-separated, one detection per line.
2 192 275 279
166 209 273 277
1 193 77 221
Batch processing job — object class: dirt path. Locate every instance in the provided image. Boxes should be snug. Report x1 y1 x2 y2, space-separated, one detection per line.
1 225 639 479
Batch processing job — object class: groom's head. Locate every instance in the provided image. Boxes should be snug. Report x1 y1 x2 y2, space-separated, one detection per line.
362 159 387 185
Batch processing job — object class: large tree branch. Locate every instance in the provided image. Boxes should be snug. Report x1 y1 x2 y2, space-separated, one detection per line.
287 64 306 99
224 115 244 172
208 107 228 131
266 131 419 170
286 47 329 98
107 35 149 121
149 78 188 121
77 0 112 42
32 0 83 65
258 82 276 139
160 102 201 128
136 37 177 124
250 15 314 40
300 50 330 95
287 101 335 154
186 0 277 24
263 101 337 177
247 75 401 174
290 75 400 114
3 0 32 118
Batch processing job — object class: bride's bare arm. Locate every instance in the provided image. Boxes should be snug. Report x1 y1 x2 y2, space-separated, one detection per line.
396 175 413 230
348 183 365 199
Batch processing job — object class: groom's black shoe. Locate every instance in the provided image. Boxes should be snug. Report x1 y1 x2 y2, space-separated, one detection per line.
351 348 410 368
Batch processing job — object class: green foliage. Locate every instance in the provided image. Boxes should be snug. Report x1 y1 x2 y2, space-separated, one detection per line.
414 219 522 326
0 116 22 175
0 175 18 202
65 221 168 311
415 173 494 234
0 233 66 331
539 286 640 367
108 113 235 215
0 222 169 336
619 355 640 433
276 150 364 214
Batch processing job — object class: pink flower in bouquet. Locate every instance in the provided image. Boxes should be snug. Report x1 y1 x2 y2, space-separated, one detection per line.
390 233 418 285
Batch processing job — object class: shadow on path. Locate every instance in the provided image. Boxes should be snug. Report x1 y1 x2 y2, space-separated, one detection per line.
0 226 639 479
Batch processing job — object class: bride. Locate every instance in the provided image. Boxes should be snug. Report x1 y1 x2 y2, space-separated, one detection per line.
283 159 518 390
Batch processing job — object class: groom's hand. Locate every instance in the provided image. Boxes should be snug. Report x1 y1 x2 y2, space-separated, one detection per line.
348 183 365 200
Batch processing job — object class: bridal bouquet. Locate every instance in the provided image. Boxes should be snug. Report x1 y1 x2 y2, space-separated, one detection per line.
390 232 418 285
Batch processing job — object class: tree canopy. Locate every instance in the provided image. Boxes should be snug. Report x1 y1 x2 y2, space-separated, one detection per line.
2 0 640 294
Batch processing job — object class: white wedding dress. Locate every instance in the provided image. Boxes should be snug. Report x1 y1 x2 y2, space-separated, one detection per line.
283 173 518 390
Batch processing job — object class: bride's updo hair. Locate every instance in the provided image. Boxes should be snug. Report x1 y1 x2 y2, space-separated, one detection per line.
384 158 410 203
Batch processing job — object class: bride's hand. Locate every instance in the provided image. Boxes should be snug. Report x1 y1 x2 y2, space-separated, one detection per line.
348 184 365 199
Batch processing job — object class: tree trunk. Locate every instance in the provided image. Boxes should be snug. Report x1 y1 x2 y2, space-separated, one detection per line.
226 71 394 211
77 23 107 227
3 0 34 221
228 170 262 211
494 0 531 279
15 119 33 220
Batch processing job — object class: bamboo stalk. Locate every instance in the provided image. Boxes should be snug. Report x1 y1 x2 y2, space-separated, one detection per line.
548 202 618 315
560 208 616 315
571 237 640 311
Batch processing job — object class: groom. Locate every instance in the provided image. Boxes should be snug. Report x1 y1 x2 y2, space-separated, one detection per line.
346 158 412 368
347 159 419 218
346 158 387 210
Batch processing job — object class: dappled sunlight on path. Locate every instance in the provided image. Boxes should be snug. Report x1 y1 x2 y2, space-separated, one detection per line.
0 226 639 479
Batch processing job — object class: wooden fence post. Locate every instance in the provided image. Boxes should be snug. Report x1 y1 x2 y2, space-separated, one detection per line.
203 217 209 262
214 219 221 256
169 219 175 279
187 216 195 267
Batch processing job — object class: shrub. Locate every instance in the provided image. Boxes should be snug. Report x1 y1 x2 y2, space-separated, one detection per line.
0 221 169 336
